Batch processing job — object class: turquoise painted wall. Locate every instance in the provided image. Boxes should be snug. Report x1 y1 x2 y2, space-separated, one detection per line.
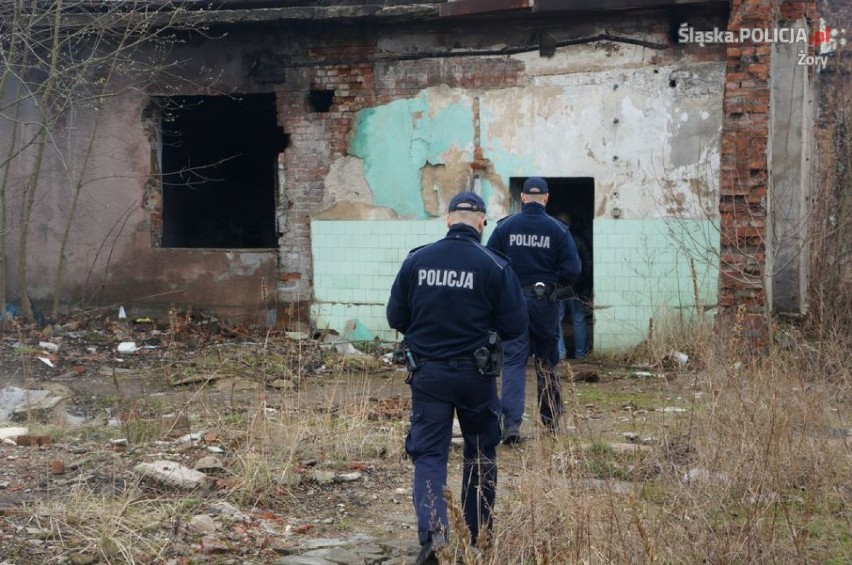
349 96 474 219
311 218 719 350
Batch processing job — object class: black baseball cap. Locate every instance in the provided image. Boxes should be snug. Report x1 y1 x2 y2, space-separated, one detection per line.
522 177 549 194
448 191 487 213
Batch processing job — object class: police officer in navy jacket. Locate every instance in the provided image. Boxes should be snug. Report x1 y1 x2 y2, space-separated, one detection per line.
486 177 581 443
387 191 527 564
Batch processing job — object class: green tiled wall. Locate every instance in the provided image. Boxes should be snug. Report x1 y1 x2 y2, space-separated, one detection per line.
311 219 719 351
311 220 452 341
593 219 719 351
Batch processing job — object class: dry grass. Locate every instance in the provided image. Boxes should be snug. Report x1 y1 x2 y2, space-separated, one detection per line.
473 323 851 565
14 323 851 564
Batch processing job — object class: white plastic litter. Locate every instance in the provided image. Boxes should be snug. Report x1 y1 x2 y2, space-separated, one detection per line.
671 350 689 367
117 341 138 353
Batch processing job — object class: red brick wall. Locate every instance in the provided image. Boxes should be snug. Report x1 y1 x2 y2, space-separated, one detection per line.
718 0 817 344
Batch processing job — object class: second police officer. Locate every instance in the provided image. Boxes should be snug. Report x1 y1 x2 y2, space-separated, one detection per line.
387 191 527 564
486 177 581 444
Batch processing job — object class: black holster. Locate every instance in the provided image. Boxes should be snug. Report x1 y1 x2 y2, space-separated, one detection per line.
393 342 419 373
474 331 503 376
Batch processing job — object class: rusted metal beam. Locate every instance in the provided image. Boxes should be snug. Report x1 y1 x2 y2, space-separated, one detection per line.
439 0 532 18
534 0 727 11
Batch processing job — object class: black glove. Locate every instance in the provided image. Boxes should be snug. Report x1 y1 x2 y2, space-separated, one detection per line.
553 285 576 301
548 284 562 302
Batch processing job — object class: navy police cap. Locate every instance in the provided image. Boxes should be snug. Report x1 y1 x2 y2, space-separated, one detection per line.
522 177 549 194
448 191 486 213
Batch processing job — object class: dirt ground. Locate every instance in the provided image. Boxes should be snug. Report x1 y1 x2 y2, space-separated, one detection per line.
0 312 688 563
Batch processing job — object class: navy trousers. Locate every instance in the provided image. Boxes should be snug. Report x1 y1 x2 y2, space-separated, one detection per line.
500 293 563 431
405 358 501 546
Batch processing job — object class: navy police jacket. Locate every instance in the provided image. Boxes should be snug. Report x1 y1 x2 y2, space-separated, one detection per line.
486 202 581 287
386 223 528 360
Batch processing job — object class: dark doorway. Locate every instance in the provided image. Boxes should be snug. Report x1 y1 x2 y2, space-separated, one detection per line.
510 176 595 357
157 93 287 249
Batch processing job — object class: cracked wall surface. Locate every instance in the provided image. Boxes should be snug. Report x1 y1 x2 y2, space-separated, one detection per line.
2 7 763 347
296 18 728 347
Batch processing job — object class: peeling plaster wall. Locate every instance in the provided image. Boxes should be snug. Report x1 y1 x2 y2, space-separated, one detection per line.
0 35 280 322
312 38 726 349
1 10 730 342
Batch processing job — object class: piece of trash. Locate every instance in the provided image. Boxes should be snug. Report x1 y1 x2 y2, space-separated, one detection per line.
37 357 54 367
2 303 16 321
39 341 59 353
118 306 127 319
134 317 153 324
631 371 654 378
117 342 138 353
670 351 689 367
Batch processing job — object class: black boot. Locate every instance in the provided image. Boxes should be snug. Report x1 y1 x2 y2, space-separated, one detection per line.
415 539 439 565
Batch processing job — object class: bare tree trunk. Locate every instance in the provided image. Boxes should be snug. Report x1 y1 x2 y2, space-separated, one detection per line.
0 100 24 330
16 0 63 322
0 0 25 329
16 127 47 322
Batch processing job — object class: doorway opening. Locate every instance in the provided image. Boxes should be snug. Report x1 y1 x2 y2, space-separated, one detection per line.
155 93 288 249
510 176 595 357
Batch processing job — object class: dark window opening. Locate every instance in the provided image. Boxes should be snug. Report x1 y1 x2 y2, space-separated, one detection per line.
308 89 334 112
510 176 595 355
157 93 287 249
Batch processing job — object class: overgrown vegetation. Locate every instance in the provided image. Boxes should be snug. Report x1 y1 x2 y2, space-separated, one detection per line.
1 308 847 564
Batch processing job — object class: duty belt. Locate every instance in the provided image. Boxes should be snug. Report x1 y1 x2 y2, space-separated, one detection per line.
416 355 474 364
520 283 554 294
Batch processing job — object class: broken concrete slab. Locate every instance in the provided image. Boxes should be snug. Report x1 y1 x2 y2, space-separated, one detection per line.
0 427 28 440
284 331 311 341
1 387 71 424
319 334 359 354
11 395 66 423
134 460 207 489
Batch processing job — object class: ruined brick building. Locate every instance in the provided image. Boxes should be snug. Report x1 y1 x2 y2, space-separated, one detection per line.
1 0 844 350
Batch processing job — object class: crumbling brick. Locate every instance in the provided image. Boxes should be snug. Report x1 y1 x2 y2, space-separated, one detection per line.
717 0 818 345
